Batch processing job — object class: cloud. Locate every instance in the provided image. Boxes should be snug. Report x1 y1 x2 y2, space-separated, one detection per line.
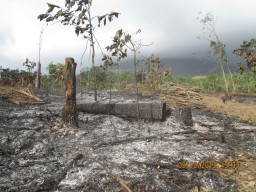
0 0 255 73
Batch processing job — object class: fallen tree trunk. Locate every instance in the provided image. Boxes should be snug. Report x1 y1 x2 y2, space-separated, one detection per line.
77 101 166 121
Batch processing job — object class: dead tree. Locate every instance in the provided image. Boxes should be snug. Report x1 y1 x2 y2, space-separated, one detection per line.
62 57 78 127
36 28 44 89
36 62 41 88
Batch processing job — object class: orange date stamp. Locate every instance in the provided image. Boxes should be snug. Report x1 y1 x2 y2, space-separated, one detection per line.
178 160 240 169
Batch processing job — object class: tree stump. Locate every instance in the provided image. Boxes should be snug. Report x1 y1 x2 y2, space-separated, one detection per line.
180 107 193 126
62 57 78 127
173 107 193 126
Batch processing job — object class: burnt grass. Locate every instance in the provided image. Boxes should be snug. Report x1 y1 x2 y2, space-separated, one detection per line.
0 89 255 192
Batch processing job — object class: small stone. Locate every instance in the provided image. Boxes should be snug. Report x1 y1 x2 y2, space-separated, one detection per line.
221 93 232 103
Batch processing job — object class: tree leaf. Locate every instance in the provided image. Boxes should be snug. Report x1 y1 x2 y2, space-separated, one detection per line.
125 35 131 42
75 27 80 36
46 16 54 22
98 15 105 23
37 14 49 21
70 0 75 7
104 17 106 26
56 10 63 14
77 19 81 25
102 54 107 61
110 11 119 18
46 3 60 13
108 15 113 22
122 52 127 58
82 0 89 5
80 27 88 33
136 29 141 34
76 5 82 11
115 29 123 38
65 0 70 7
71 18 76 24
112 51 117 56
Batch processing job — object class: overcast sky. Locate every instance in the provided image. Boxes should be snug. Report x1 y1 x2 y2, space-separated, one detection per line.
0 0 256 73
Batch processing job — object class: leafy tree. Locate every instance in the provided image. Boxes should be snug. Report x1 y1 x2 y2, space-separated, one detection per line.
197 12 235 92
233 39 256 92
38 0 120 101
143 54 164 90
77 66 107 89
47 62 64 87
0 68 36 87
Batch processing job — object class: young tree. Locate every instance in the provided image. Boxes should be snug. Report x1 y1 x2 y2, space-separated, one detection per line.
23 58 36 73
136 69 146 85
103 29 128 90
102 29 151 123
233 39 256 93
125 30 143 123
197 12 235 92
38 1 120 101
105 29 151 123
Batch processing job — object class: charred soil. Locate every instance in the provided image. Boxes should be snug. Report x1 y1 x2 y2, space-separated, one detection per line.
0 85 255 192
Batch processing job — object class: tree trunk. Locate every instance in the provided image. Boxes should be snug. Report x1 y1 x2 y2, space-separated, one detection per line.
88 4 97 101
87 67 90 88
117 63 121 90
217 57 228 92
133 50 140 122
226 59 236 92
254 71 256 93
142 69 144 86
36 62 41 89
247 70 250 94
62 57 78 127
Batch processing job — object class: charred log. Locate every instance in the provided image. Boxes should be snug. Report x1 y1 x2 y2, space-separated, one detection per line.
77 101 166 121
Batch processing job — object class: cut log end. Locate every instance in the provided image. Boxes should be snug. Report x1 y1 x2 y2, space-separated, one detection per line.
173 106 193 126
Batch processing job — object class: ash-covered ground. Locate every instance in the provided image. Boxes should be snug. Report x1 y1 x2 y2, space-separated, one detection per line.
0 89 255 192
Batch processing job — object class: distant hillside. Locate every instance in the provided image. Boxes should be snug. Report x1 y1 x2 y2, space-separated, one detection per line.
117 57 238 76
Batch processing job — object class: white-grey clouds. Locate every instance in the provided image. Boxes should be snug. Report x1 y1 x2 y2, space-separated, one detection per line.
0 0 255 72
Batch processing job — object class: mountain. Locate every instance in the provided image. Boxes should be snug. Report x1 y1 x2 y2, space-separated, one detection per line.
117 57 238 76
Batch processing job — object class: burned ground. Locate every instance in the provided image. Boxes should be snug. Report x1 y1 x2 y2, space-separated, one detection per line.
0 89 255 191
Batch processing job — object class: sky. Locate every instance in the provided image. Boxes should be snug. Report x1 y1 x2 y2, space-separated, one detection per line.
0 0 256 74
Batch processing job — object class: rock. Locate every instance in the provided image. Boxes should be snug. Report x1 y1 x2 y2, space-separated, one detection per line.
221 93 232 103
